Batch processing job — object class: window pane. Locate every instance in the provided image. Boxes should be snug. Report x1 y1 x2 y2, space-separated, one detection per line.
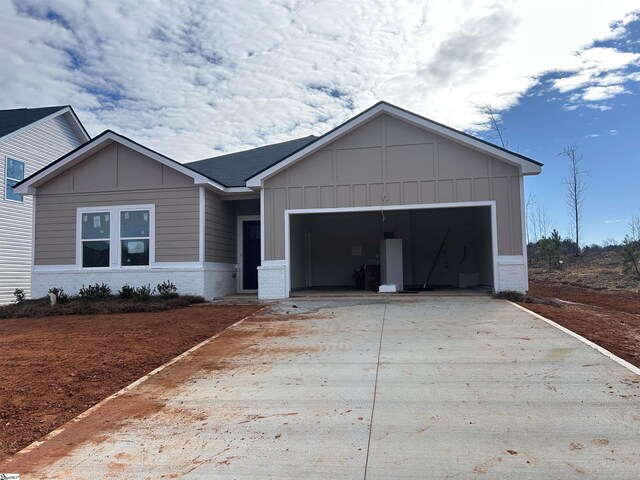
82 212 110 239
7 158 24 180
5 179 22 202
121 239 149 266
82 241 110 267
121 210 149 238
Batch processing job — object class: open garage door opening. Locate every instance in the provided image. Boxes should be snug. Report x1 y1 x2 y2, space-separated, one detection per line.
288 205 495 294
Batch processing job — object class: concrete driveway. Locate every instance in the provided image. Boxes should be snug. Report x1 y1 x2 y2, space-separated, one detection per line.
3 296 639 478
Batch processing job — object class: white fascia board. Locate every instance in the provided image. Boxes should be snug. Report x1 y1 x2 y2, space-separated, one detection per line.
14 131 233 194
246 103 542 187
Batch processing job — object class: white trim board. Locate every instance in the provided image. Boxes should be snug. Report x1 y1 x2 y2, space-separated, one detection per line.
247 102 542 187
283 200 499 297
509 301 640 376
237 215 260 293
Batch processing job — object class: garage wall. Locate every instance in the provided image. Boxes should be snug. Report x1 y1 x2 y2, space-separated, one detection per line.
263 113 524 261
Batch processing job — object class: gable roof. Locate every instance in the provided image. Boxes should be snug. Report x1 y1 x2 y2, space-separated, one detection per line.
14 130 250 195
0 105 90 142
246 101 543 187
185 135 317 187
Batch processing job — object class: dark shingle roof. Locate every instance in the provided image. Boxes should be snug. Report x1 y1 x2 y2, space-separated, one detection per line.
0 106 68 139
185 135 318 187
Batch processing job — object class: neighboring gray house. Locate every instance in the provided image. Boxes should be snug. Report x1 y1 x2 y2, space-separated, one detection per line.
15 102 542 300
0 106 89 304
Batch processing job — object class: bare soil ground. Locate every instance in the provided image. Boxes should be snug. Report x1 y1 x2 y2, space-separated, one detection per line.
529 250 640 291
0 303 261 462
521 281 640 369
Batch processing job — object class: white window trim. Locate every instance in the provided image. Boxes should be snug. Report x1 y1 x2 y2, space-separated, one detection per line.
4 156 25 203
76 204 156 270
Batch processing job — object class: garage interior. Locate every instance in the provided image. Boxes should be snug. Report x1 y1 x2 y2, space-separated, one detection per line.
289 206 494 293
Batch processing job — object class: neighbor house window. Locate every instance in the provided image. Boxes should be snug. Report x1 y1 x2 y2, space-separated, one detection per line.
78 205 154 269
5 157 24 202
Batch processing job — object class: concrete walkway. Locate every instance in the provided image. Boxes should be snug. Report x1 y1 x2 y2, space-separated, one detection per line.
3 297 639 478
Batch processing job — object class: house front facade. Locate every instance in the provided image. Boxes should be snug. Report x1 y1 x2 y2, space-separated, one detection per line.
0 106 89 304
15 102 542 300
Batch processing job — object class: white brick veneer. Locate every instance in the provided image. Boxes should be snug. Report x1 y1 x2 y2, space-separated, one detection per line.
496 257 528 293
32 263 238 300
257 262 286 299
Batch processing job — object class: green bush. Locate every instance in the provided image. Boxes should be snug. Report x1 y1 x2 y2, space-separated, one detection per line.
78 283 111 299
133 284 154 301
118 284 135 299
156 280 178 299
48 287 69 304
13 289 25 304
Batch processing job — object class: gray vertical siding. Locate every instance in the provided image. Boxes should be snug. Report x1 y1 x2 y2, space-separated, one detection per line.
263 113 524 260
34 142 200 265
0 114 84 303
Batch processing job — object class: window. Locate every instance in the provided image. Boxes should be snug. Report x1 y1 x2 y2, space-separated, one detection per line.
81 211 111 268
5 157 24 202
78 205 154 269
120 210 150 266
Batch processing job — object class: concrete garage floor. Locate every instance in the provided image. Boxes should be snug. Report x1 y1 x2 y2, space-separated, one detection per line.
4 297 639 478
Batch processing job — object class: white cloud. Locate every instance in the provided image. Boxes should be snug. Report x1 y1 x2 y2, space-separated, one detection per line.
0 0 639 160
585 133 601 138
609 129 618 135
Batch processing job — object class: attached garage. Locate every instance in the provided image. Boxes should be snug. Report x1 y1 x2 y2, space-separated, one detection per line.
287 204 495 292
248 102 542 299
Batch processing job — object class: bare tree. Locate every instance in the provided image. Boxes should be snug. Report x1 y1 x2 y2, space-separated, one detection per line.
559 144 588 256
533 203 552 241
525 193 536 244
526 194 553 243
475 102 507 148
630 212 640 243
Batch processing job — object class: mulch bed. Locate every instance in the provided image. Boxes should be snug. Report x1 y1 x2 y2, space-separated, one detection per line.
520 281 640 368
0 304 261 461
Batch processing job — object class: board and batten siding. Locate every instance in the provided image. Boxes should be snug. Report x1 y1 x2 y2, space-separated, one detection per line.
34 142 200 266
0 114 84 303
263 113 524 261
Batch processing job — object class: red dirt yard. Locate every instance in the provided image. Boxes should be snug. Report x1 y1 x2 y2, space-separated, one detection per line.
522 281 640 368
0 303 261 461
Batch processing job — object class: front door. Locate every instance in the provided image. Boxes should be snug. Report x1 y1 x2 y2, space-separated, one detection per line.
242 220 260 290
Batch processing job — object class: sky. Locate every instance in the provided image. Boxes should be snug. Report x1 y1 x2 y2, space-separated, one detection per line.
1 0 638 245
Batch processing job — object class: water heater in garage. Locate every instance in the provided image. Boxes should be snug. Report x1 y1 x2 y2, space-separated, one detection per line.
380 238 403 291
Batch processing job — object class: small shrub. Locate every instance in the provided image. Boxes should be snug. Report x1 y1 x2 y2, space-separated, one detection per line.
156 280 178 299
48 287 69 304
134 284 154 301
78 283 111 299
119 284 135 299
13 289 25 304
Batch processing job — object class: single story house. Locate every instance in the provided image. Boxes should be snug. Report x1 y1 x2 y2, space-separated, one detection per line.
0 106 89 304
15 101 542 300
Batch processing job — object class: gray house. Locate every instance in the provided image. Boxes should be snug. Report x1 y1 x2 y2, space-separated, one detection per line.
0 106 89 304
15 102 542 300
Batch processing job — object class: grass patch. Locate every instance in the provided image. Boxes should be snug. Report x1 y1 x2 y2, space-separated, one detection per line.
494 291 563 308
0 295 206 319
